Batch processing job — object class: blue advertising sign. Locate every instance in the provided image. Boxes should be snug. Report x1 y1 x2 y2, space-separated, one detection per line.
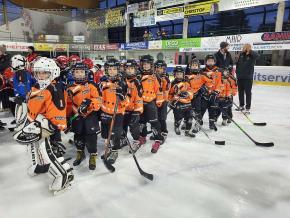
120 41 148 50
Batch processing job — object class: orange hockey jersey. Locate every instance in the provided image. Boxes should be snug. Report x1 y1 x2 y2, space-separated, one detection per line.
168 80 194 104
228 75 238 96
218 78 232 98
186 73 212 95
27 82 67 130
100 80 129 115
67 82 102 116
203 67 222 94
140 74 163 105
125 78 143 113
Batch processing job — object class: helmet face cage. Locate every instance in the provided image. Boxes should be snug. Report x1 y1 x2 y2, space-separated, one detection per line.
72 62 89 83
105 59 120 80
33 57 60 90
11 55 26 70
140 55 154 73
125 60 137 78
205 55 216 68
154 60 167 75
173 66 185 80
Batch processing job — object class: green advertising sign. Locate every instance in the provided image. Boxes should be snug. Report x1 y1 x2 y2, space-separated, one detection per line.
162 38 201 49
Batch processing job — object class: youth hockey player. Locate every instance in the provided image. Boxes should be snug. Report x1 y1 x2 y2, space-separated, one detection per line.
153 60 170 142
185 58 211 133
216 68 232 126
139 55 164 153
12 55 35 105
227 69 238 120
121 59 143 152
200 54 222 131
13 57 73 193
169 66 195 137
100 59 129 164
67 62 102 170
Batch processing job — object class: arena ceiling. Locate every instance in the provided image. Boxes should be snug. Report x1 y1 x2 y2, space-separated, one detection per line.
9 0 99 9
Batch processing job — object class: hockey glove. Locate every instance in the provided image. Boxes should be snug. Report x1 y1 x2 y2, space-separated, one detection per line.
78 98 92 116
169 101 177 109
116 86 126 101
179 91 189 99
15 95 25 105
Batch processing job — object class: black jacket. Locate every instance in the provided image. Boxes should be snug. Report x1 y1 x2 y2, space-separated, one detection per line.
236 51 258 80
0 54 11 74
214 50 233 69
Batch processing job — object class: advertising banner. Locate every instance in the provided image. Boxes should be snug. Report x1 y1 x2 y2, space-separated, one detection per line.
149 40 162 50
184 0 219 17
69 44 92 51
87 7 125 30
120 42 148 50
179 32 290 52
219 0 282 12
156 6 184 22
133 9 156 27
34 43 54 51
154 0 198 9
162 38 201 49
1 41 33 52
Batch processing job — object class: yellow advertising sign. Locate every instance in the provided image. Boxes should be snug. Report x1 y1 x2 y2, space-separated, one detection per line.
161 6 184 15
34 43 54 51
184 0 219 17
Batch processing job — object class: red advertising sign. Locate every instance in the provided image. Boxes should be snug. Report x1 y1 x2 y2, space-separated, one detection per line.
105 43 119 50
262 31 290 41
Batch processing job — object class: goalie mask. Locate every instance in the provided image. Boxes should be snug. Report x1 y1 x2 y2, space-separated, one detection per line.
11 54 26 70
33 57 60 90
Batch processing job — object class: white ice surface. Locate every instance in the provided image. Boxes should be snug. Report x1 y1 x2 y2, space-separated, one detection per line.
0 84 290 218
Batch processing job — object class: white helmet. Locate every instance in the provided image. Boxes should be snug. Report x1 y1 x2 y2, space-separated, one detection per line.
33 57 60 90
11 54 26 70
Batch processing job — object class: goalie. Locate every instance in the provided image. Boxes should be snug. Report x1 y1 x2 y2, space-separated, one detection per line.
13 57 73 194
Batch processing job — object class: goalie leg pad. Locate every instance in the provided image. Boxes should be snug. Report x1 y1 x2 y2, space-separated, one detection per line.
40 138 74 192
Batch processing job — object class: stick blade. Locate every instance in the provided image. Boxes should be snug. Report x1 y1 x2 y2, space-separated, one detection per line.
254 122 267 126
215 141 226 145
142 172 154 181
255 142 274 147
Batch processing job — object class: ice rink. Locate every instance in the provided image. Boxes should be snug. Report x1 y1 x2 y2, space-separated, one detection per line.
0 84 290 218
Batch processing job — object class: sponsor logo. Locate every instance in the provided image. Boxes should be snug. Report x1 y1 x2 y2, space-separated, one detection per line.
253 72 290 83
261 32 290 41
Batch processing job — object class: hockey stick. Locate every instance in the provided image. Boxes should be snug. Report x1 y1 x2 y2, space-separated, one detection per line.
233 102 266 126
64 113 79 134
102 97 120 173
125 136 154 181
192 113 225 146
167 97 181 115
221 109 274 147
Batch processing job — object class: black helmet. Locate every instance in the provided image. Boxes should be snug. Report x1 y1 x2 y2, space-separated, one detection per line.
104 58 120 81
187 58 200 75
71 61 89 84
205 54 216 63
124 59 138 79
205 54 216 69
173 66 185 80
154 60 167 69
140 55 154 74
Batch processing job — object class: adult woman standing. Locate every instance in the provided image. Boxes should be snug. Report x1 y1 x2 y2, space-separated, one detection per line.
236 44 259 114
